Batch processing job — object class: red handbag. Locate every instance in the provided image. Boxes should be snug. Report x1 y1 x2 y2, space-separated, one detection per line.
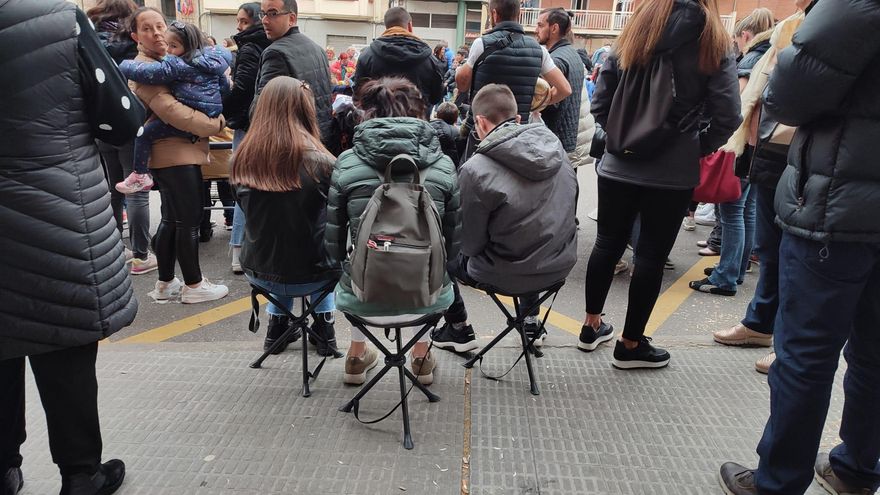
693 150 741 203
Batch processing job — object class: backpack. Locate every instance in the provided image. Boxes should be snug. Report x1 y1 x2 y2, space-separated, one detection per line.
604 53 683 158
349 155 447 310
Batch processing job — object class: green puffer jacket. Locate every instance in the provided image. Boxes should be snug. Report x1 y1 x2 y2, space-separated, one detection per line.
325 117 461 316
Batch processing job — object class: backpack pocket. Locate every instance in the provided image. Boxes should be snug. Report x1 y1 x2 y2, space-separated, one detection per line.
360 238 432 307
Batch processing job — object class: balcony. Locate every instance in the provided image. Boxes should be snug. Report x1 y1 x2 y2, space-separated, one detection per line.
520 8 736 36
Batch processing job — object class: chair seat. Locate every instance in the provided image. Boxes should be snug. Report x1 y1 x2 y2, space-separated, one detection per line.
344 312 443 329
470 279 566 297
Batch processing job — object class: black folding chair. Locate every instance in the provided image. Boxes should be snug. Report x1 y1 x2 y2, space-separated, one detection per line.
247 280 341 398
338 312 444 450
462 280 566 396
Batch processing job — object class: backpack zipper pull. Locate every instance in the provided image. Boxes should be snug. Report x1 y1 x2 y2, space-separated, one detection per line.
383 241 391 252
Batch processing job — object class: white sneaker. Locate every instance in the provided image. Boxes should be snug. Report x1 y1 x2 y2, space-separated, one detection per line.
682 216 696 231
180 278 229 304
130 253 158 275
231 246 243 274
694 203 716 225
149 277 182 301
123 248 134 264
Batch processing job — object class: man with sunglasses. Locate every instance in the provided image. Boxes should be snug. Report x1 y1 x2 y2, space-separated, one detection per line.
252 0 333 145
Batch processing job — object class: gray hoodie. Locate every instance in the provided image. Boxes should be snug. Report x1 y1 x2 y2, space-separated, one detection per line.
459 123 578 294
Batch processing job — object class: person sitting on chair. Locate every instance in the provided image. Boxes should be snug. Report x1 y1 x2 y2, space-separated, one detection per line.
432 84 578 351
231 76 342 357
325 77 461 386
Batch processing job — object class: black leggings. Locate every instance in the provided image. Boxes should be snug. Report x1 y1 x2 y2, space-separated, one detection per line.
152 165 204 285
585 176 692 341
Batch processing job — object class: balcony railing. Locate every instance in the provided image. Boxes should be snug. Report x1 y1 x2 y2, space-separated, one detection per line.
520 8 736 35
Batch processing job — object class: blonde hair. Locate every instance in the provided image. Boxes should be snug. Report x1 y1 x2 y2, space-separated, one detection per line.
615 0 730 74
735 8 775 37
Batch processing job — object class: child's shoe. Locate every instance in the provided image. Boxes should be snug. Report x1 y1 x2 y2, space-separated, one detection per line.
116 172 154 194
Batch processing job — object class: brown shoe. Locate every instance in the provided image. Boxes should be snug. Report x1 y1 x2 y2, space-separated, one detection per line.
410 351 436 385
713 324 773 347
755 352 776 375
343 347 379 385
814 452 874 495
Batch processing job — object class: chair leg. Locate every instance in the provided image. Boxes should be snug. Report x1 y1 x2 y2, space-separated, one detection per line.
249 324 297 369
516 319 540 396
398 356 414 450
462 324 516 369
338 363 395 413
402 368 441 402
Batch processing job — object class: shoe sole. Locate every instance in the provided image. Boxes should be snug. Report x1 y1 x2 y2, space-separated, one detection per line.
181 290 229 304
612 358 670 370
343 356 380 385
148 291 180 301
813 470 841 495
415 371 434 385
718 471 738 495
232 266 244 274
695 219 716 226
755 364 770 375
577 332 615 352
714 336 773 347
130 266 158 275
698 250 721 257
433 340 480 353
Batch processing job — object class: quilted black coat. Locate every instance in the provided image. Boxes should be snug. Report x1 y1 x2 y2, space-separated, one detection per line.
0 0 140 359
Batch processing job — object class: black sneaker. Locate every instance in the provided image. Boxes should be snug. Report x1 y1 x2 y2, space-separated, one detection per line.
60 459 125 495
3 467 23 495
263 314 299 354
612 337 670 369
432 322 479 352
578 322 614 352
523 321 546 347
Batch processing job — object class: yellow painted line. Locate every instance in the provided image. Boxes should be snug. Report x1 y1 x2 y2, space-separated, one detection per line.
115 295 264 344
489 293 583 336
645 256 717 336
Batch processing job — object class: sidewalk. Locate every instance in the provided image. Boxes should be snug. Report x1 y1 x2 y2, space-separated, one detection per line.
19 338 841 494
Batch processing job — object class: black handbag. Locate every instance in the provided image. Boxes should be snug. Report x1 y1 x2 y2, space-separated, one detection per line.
589 123 606 160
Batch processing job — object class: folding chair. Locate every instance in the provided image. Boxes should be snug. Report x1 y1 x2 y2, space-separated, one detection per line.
462 280 566 396
338 312 444 450
247 279 341 398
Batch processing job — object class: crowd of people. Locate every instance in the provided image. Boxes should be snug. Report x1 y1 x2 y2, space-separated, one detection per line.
1 0 878 494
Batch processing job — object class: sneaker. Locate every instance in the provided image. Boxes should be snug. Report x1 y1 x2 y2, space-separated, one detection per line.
60 459 125 495
432 323 480 353
755 352 776 375
703 266 745 285
612 337 670 369
230 246 243 274
224 219 233 231
411 351 436 385
3 467 23 495
343 347 379 385
115 172 153 194
699 246 721 256
814 453 874 495
123 248 134 264
689 277 736 296
523 321 546 347
695 203 716 225
149 277 182 301
682 216 696 231
578 321 614 352
718 462 758 495
697 240 709 248
180 278 228 304
664 258 675 270
713 324 773 347
614 259 629 275
130 253 158 275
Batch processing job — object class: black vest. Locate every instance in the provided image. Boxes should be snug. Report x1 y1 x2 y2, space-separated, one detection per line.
543 40 584 152
472 22 543 120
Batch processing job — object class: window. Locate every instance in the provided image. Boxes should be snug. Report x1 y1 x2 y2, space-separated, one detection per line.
432 14 458 29
572 0 589 10
161 0 175 17
326 35 368 51
411 13 430 28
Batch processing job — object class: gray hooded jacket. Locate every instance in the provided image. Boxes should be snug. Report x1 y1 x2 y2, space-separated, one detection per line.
459 123 578 294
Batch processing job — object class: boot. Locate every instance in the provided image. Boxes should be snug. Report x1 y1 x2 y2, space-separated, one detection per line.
60 459 125 495
312 312 342 358
2 467 23 495
264 314 295 354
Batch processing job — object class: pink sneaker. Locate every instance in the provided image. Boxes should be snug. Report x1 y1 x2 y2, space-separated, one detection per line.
115 172 154 194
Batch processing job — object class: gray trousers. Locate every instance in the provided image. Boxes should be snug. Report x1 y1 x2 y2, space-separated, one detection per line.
97 140 151 259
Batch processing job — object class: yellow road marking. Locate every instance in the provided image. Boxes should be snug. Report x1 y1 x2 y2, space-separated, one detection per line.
645 257 717 336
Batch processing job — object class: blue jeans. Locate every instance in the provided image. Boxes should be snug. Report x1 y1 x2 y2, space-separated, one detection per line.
133 120 192 174
247 277 336 316
741 185 781 334
230 129 246 248
755 233 880 494
708 180 755 291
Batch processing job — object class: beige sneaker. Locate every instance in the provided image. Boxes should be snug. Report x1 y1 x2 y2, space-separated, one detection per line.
614 259 629 276
713 324 773 347
755 352 776 375
411 351 436 385
343 347 379 385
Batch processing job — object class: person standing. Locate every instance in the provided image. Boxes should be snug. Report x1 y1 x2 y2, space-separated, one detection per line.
535 8 584 156
1 2 143 493
719 0 880 493
352 7 445 115
253 0 333 144
581 0 741 368
223 2 272 274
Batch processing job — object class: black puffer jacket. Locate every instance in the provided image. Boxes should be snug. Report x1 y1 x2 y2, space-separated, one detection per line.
0 0 139 359
766 0 880 243
224 24 271 130
353 32 445 109
472 22 544 121
236 150 341 284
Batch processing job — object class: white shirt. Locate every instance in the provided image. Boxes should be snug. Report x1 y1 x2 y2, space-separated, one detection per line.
465 38 557 75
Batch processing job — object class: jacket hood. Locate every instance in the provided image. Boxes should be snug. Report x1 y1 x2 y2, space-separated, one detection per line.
655 0 706 53
352 117 447 170
475 123 566 181
745 29 773 53
371 33 432 64
233 24 271 49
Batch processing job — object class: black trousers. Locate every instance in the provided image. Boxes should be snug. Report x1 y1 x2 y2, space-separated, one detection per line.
0 343 102 476
585 176 692 341
152 165 204 285
445 254 539 325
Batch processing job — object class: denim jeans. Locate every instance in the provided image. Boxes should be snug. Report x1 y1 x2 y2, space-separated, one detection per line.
755 233 880 494
247 276 336 316
97 140 151 259
230 129 246 248
741 185 781 334
708 180 755 291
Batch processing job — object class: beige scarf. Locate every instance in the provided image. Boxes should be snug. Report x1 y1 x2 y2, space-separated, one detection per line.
721 12 805 156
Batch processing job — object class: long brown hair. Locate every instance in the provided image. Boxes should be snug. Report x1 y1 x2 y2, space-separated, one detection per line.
87 0 138 25
615 0 730 74
231 77 332 192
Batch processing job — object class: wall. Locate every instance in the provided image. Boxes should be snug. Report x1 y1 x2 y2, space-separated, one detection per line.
205 13 380 48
